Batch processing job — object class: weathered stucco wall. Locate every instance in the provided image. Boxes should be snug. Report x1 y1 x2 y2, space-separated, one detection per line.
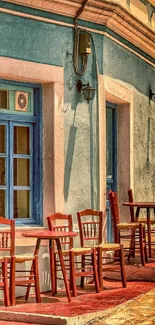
103 36 155 211
134 94 155 202
0 11 101 226
0 3 155 294
0 7 155 224
103 37 155 96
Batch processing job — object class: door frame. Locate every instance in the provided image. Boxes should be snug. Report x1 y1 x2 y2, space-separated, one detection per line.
106 101 117 241
106 101 117 192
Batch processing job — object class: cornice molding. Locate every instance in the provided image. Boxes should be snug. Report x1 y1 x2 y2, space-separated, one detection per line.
4 0 155 60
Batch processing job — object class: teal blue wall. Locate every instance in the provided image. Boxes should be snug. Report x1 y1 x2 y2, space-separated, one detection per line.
0 10 154 96
103 37 155 96
0 3 155 219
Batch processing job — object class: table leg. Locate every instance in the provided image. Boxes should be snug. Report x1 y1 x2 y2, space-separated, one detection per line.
55 238 71 302
25 238 41 300
135 207 140 221
49 239 56 295
147 208 151 258
128 207 140 259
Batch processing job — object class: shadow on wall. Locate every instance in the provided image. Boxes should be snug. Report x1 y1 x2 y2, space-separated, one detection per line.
64 99 98 208
64 125 77 202
41 253 51 292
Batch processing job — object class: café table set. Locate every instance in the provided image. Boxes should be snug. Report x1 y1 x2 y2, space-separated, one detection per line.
22 230 77 302
123 201 155 258
21 197 155 303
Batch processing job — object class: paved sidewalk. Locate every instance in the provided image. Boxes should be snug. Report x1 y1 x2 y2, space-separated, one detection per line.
0 323 42 325
91 290 155 325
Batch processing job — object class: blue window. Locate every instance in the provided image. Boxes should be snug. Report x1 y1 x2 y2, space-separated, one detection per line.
0 81 42 225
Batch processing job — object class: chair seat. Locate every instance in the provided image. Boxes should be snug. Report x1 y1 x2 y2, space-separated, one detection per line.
146 234 155 242
83 244 100 248
99 243 121 250
12 254 35 263
71 247 92 253
138 218 155 224
117 222 144 229
0 254 35 263
0 257 6 261
54 247 92 256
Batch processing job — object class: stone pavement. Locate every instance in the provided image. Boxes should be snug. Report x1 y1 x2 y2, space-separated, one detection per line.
0 289 154 325
90 290 155 325
0 323 42 325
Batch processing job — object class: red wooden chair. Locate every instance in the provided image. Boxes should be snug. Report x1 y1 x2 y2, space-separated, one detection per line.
128 188 155 230
128 188 155 256
108 191 148 265
0 257 10 306
77 209 103 248
47 213 73 295
47 213 100 296
77 209 127 290
0 217 40 305
128 189 155 225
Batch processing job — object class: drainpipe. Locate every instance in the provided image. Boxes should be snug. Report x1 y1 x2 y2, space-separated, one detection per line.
73 0 90 75
74 0 89 25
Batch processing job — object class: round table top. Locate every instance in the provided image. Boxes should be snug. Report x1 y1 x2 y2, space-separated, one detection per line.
123 202 155 208
22 230 78 239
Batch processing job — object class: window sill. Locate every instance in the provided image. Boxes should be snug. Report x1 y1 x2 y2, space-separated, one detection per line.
15 226 47 247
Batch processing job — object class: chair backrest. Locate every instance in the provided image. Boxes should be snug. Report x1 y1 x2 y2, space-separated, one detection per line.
47 213 73 250
77 209 103 247
0 217 15 256
128 188 135 222
108 191 120 243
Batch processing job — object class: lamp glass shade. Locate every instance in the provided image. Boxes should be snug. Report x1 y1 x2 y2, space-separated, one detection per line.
82 85 96 103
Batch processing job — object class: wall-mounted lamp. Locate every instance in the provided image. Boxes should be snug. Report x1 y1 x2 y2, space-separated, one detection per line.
77 80 96 103
149 89 155 102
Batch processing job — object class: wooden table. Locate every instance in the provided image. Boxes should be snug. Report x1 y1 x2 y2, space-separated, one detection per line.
22 230 77 302
123 202 155 258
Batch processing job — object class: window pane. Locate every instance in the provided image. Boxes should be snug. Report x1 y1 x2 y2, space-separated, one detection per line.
0 158 6 185
14 126 30 155
0 190 6 216
13 190 30 218
14 158 30 186
0 125 6 153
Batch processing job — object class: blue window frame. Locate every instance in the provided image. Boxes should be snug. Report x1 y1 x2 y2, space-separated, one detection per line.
0 80 42 225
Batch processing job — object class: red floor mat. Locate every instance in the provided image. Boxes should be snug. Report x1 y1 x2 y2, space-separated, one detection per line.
0 281 154 317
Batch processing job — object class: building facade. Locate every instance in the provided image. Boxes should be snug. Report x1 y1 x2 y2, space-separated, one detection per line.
0 0 154 292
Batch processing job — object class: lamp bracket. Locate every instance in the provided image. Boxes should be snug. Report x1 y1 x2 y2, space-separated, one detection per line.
149 89 155 102
77 80 89 92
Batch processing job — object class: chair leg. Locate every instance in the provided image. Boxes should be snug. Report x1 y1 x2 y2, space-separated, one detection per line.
2 259 10 307
119 246 127 288
143 227 148 263
116 228 121 244
54 253 57 295
98 247 103 290
25 238 41 301
33 256 41 303
92 249 100 293
49 240 56 296
70 251 77 297
128 228 135 262
69 252 73 292
139 224 145 266
80 254 85 288
10 256 16 306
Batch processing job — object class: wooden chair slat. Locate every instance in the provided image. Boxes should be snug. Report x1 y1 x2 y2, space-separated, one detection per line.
77 209 103 247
